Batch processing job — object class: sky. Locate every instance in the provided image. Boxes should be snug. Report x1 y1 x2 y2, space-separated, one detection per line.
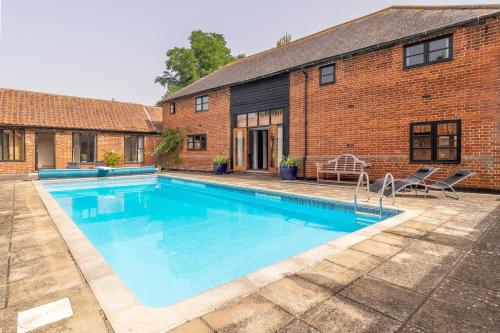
0 0 494 105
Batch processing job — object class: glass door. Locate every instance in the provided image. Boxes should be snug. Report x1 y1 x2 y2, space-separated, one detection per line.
233 128 247 171
268 125 278 173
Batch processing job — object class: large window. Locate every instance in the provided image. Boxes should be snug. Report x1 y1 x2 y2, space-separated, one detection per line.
404 35 452 69
410 120 460 163
319 64 335 85
0 129 25 161
235 108 284 128
195 95 209 112
187 134 207 151
72 132 96 163
124 135 144 163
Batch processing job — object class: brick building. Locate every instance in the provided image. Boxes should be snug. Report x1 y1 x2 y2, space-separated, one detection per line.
160 5 500 190
0 88 162 175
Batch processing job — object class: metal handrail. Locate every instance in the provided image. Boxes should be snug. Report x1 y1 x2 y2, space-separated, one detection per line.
379 172 395 216
354 172 370 214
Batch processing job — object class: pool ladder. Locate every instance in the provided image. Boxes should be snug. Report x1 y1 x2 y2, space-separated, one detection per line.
354 172 395 225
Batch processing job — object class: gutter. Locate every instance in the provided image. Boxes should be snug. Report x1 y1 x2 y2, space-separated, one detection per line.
159 12 500 104
302 69 308 177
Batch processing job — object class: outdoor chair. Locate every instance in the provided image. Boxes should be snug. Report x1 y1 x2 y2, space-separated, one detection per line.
371 166 439 197
424 169 474 200
66 162 81 169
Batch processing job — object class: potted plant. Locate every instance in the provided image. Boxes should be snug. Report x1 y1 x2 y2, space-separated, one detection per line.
81 152 88 163
279 156 300 180
213 155 229 175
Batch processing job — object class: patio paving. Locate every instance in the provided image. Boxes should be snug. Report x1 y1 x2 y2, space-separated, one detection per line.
0 172 498 332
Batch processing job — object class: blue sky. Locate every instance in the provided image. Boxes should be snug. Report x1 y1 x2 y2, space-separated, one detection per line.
0 0 493 105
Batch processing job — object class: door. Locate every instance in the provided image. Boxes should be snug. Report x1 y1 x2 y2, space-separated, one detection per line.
233 128 247 171
35 133 55 170
268 125 279 173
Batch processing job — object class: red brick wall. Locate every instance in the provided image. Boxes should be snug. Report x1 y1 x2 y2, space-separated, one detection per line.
289 17 499 190
0 129 159 175
162 88 231 171
162 18 499 190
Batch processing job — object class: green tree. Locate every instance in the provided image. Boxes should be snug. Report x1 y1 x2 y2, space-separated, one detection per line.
155 30 243 94
276 33 292 47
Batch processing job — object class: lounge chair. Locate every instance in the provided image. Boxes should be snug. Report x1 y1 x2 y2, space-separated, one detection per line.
66 162 81 169
424 170 474 200
371 166 439 197
95 161 106 167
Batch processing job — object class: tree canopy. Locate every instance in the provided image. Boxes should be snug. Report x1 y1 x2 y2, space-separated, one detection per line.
155 30 243 94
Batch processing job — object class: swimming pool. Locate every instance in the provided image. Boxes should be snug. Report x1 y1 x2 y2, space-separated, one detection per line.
44 175 400 307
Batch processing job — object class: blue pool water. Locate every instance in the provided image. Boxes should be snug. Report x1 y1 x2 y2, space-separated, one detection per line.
45 176 399 307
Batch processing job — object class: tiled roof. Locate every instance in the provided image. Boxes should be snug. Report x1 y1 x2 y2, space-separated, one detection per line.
0 88 162 133
164 5 500 101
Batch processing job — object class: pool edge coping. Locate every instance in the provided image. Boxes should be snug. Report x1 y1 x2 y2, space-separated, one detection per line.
32 175 422 333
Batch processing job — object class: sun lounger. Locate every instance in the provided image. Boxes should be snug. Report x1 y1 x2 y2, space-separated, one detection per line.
424 169 474 200
371 166 439 197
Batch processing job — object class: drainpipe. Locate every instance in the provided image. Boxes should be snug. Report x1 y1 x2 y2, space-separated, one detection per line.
302 69 308 178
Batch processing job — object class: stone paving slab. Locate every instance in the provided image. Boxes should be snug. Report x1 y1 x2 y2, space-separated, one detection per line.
301 295 402 333
202 294 293 333
402 279 500 332
450 250 500 291
259 276 332 317
296 260 361 291
340 276 425 321
368 251 454 294
326 248 382 273
276 319 321 333
170 319 213 333
350 239 402 259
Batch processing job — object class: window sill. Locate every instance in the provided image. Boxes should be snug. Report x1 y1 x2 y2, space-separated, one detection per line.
409 160 460 164
0 160 26 162
404 57 453 70
319 81 335 86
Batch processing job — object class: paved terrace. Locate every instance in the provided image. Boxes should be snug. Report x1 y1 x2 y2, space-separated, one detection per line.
0 172 498 332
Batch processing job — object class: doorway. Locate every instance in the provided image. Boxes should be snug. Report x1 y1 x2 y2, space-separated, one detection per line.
232 109 285 173
36 132 55 170
249 128 268 170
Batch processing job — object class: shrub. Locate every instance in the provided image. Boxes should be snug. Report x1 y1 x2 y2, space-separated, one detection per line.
213 155 229 164
104 151 120 167
280 156 301 168
154 128 185 169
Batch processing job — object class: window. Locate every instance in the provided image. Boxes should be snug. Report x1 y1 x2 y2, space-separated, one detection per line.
187 134 207 151
410 120 460 163
247 112 257 127
236 114 247 128
124 135 144 163
73 132 96 163
270 108 284 125
320 64 335 85
169 102 176 114
258 111 270 126
404 36 452 69
0 129 25 161
195 95 209 112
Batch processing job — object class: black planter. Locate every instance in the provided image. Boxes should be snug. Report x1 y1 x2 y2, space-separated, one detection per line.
213 163 227 175
280 166 298 180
